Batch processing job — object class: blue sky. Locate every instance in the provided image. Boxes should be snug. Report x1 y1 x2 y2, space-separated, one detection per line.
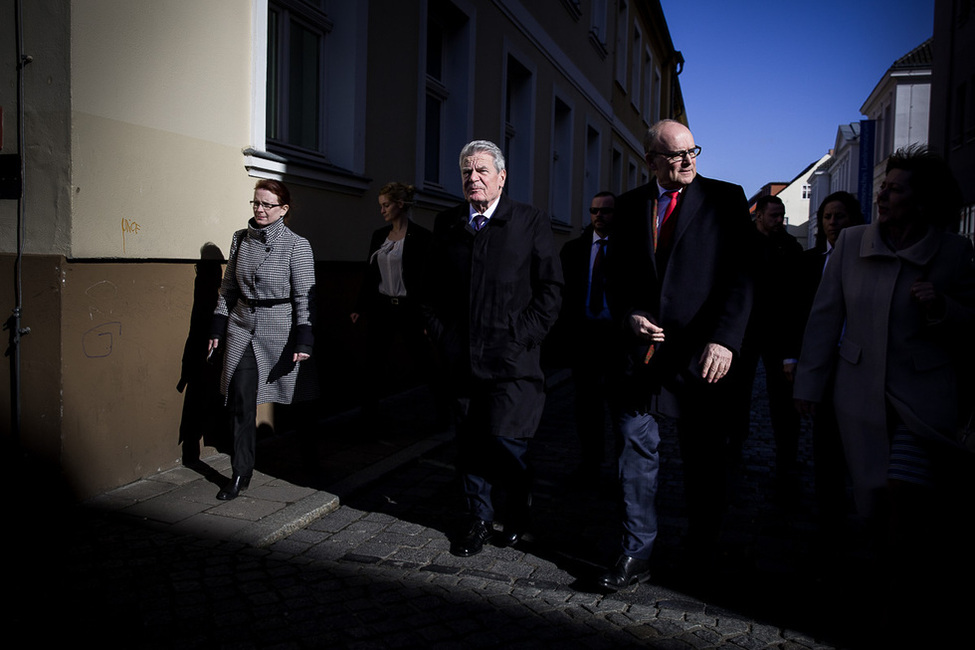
658 0 935 198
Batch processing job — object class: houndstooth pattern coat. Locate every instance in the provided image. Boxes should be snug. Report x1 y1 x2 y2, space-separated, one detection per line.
212 217 317 405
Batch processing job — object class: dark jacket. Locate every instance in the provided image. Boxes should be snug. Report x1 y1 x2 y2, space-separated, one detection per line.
609 175 753 416
548 225 618 368
422 193 563 382
354 221 432 316
558 225 599 328
742 225 803 361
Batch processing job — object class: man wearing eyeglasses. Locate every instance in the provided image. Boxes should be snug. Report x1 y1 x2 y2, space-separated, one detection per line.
554 191 619 481
597 119 753 591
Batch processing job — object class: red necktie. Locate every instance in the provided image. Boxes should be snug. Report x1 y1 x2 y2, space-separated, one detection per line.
658 190 680 251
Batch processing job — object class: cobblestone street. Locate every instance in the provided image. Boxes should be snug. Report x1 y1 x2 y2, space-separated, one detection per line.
9 369 960 648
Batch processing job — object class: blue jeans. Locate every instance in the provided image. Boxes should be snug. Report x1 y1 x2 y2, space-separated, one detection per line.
616 406 661 560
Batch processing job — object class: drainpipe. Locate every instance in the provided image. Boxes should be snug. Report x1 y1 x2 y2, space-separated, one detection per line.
4 0 32 447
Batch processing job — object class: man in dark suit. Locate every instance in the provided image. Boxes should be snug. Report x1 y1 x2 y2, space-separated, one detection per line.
557 191 618 479
598 119 752 590
423 140 563 558
729 195 803 498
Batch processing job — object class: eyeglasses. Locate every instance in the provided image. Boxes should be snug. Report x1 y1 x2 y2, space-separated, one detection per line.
250 200 282 210
589 207 615 215
652 146 702 163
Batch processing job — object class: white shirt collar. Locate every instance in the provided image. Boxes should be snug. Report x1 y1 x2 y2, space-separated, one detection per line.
468 196 501 222
656 181 683 199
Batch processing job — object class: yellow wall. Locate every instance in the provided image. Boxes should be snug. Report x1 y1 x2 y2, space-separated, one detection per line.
0 257 198 497
70 0 255 259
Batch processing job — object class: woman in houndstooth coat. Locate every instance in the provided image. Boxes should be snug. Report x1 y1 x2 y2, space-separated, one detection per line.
208 179 317 500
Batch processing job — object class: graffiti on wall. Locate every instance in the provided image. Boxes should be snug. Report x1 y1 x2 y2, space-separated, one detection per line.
121 218 141 253
83 280 121 358
83 321 122 358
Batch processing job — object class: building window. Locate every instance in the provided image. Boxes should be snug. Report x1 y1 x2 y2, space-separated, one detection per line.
630 25 642 109
614 0 628 90
266 0 331 156
652 64 662 124
251 0 368 186
590 0 608 51
951 80 967 147
642 47 653 121
560 0 582 19
583 124 601 225
959 204 975 244
423 0 472 189
878 102 893 159
550 95 573 225
611 146 623 195
505 53 535 203
802 184 811 199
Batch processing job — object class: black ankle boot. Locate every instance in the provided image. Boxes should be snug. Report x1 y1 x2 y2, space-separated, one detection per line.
216 474 251 500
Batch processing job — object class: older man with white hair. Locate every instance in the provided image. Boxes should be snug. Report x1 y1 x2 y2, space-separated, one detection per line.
422 140 563 558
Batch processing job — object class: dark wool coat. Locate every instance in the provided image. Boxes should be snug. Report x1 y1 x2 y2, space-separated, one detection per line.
212 217 317 405
422 194 562 436
608 174 754 416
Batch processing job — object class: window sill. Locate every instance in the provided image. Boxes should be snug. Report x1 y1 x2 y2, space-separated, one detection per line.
243 147 371 195
589 32 608 59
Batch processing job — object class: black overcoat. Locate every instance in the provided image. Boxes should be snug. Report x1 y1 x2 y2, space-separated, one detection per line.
423 194 563 385
609 175 753 416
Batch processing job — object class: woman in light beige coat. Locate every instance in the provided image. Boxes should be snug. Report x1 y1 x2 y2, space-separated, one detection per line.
794 147 974 640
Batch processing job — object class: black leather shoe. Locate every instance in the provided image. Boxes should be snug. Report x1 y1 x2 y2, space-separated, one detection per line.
492 528 521 548
598 555 651 591
450 519 493 557
216 474 251 501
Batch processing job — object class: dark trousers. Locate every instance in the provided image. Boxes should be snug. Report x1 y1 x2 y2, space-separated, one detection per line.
364 299 434 384
228 344 258 478
733 342 800 474
677 407 730 552
570 319 617 470
672 376 739 554
453 378 542 529
811 385 848 533
458 432 531 527
614 405 661 560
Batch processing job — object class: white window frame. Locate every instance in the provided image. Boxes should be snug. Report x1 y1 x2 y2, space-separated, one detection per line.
245 0 369 191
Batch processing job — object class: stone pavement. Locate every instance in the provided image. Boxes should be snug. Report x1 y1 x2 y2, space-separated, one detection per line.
7 369 956 648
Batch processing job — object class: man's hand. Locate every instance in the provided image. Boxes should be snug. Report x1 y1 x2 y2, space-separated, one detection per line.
795 399 817 417
627 311 665 342
699 343 732 383
783 361 797 383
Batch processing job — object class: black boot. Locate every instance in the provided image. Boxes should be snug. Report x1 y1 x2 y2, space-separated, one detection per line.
216 474 251 500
